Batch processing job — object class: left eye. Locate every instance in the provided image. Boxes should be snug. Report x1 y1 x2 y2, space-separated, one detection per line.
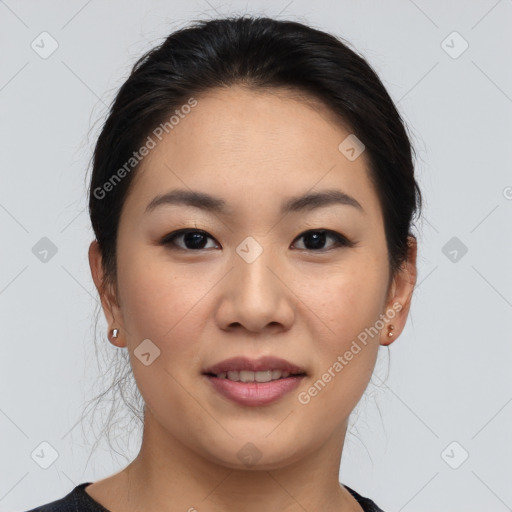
161 229 354 252
292 230 354 251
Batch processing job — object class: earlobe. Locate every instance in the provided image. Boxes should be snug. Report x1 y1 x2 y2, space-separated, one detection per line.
381 323 396 346
107 326 125 348
380 235 418 346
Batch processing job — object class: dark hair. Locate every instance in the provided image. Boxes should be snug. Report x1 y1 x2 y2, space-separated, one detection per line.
84 15 422 458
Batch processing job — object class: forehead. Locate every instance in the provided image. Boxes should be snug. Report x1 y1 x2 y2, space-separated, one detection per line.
124 85 381 221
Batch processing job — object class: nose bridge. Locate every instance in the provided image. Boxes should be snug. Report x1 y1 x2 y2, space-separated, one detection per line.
234 234 280 299
219 234 293 331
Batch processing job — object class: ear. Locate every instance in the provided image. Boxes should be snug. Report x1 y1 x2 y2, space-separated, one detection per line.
88 240 126 348
380 235 418 346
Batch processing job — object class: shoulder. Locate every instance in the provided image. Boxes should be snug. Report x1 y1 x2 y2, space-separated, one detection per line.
22 483 110 512
342 483 387 512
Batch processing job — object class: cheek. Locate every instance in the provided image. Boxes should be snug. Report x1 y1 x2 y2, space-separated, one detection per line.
116 251 208 418
117 246 208 340
309 255 388 342
115 247 220 400
301 255 387 404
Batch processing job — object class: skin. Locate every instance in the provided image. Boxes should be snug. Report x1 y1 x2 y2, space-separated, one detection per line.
88 85 417 512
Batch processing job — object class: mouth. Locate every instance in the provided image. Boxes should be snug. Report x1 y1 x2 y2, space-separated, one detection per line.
202 356 307 406
202 355 307 381
204 369 306 382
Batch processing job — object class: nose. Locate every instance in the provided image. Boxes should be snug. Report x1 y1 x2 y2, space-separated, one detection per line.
214 241 295 334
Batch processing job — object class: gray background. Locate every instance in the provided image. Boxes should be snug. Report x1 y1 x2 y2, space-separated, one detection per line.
1 1 511 511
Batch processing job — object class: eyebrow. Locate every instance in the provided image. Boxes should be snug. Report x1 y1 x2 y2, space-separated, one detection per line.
145 188 364 215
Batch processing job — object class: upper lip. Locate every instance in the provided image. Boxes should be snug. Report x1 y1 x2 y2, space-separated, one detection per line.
203 356 307 375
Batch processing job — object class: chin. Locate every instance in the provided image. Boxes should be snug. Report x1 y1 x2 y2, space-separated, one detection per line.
199 434 308 471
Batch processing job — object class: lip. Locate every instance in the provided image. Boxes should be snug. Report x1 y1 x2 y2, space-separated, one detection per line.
203 374 305 406
202 355 307 375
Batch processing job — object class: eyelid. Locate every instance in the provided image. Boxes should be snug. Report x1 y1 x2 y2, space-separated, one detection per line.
293 229 356 250
160 228 220 250
160 228 355 251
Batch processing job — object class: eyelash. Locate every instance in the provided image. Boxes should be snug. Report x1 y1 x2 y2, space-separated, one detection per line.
160 228 356 252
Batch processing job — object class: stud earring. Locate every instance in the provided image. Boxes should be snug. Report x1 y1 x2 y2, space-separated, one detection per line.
387 325 394 337
111 328 119 339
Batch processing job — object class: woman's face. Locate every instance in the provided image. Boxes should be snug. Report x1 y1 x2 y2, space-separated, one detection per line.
91 85 415 470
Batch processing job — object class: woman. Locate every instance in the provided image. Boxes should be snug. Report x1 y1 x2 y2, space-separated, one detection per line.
27 15 421 512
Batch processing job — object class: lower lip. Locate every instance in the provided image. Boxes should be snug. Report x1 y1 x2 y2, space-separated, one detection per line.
203 374 305 406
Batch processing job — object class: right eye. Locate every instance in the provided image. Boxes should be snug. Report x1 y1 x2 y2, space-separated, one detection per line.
160 229 220 251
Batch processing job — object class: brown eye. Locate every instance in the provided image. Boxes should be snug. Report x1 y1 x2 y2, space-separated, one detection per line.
161 228 355 252
292 230 355 251
161 229 218 250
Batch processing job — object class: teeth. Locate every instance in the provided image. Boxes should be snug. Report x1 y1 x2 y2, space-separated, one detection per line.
255 370 272 383
240 370 255 382
227 371 239 381
214 369 295 382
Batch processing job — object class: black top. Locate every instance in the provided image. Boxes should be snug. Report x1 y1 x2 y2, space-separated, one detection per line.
24 482 385 512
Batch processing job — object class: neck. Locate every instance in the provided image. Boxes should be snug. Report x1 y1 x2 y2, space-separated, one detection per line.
114 407 361 512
